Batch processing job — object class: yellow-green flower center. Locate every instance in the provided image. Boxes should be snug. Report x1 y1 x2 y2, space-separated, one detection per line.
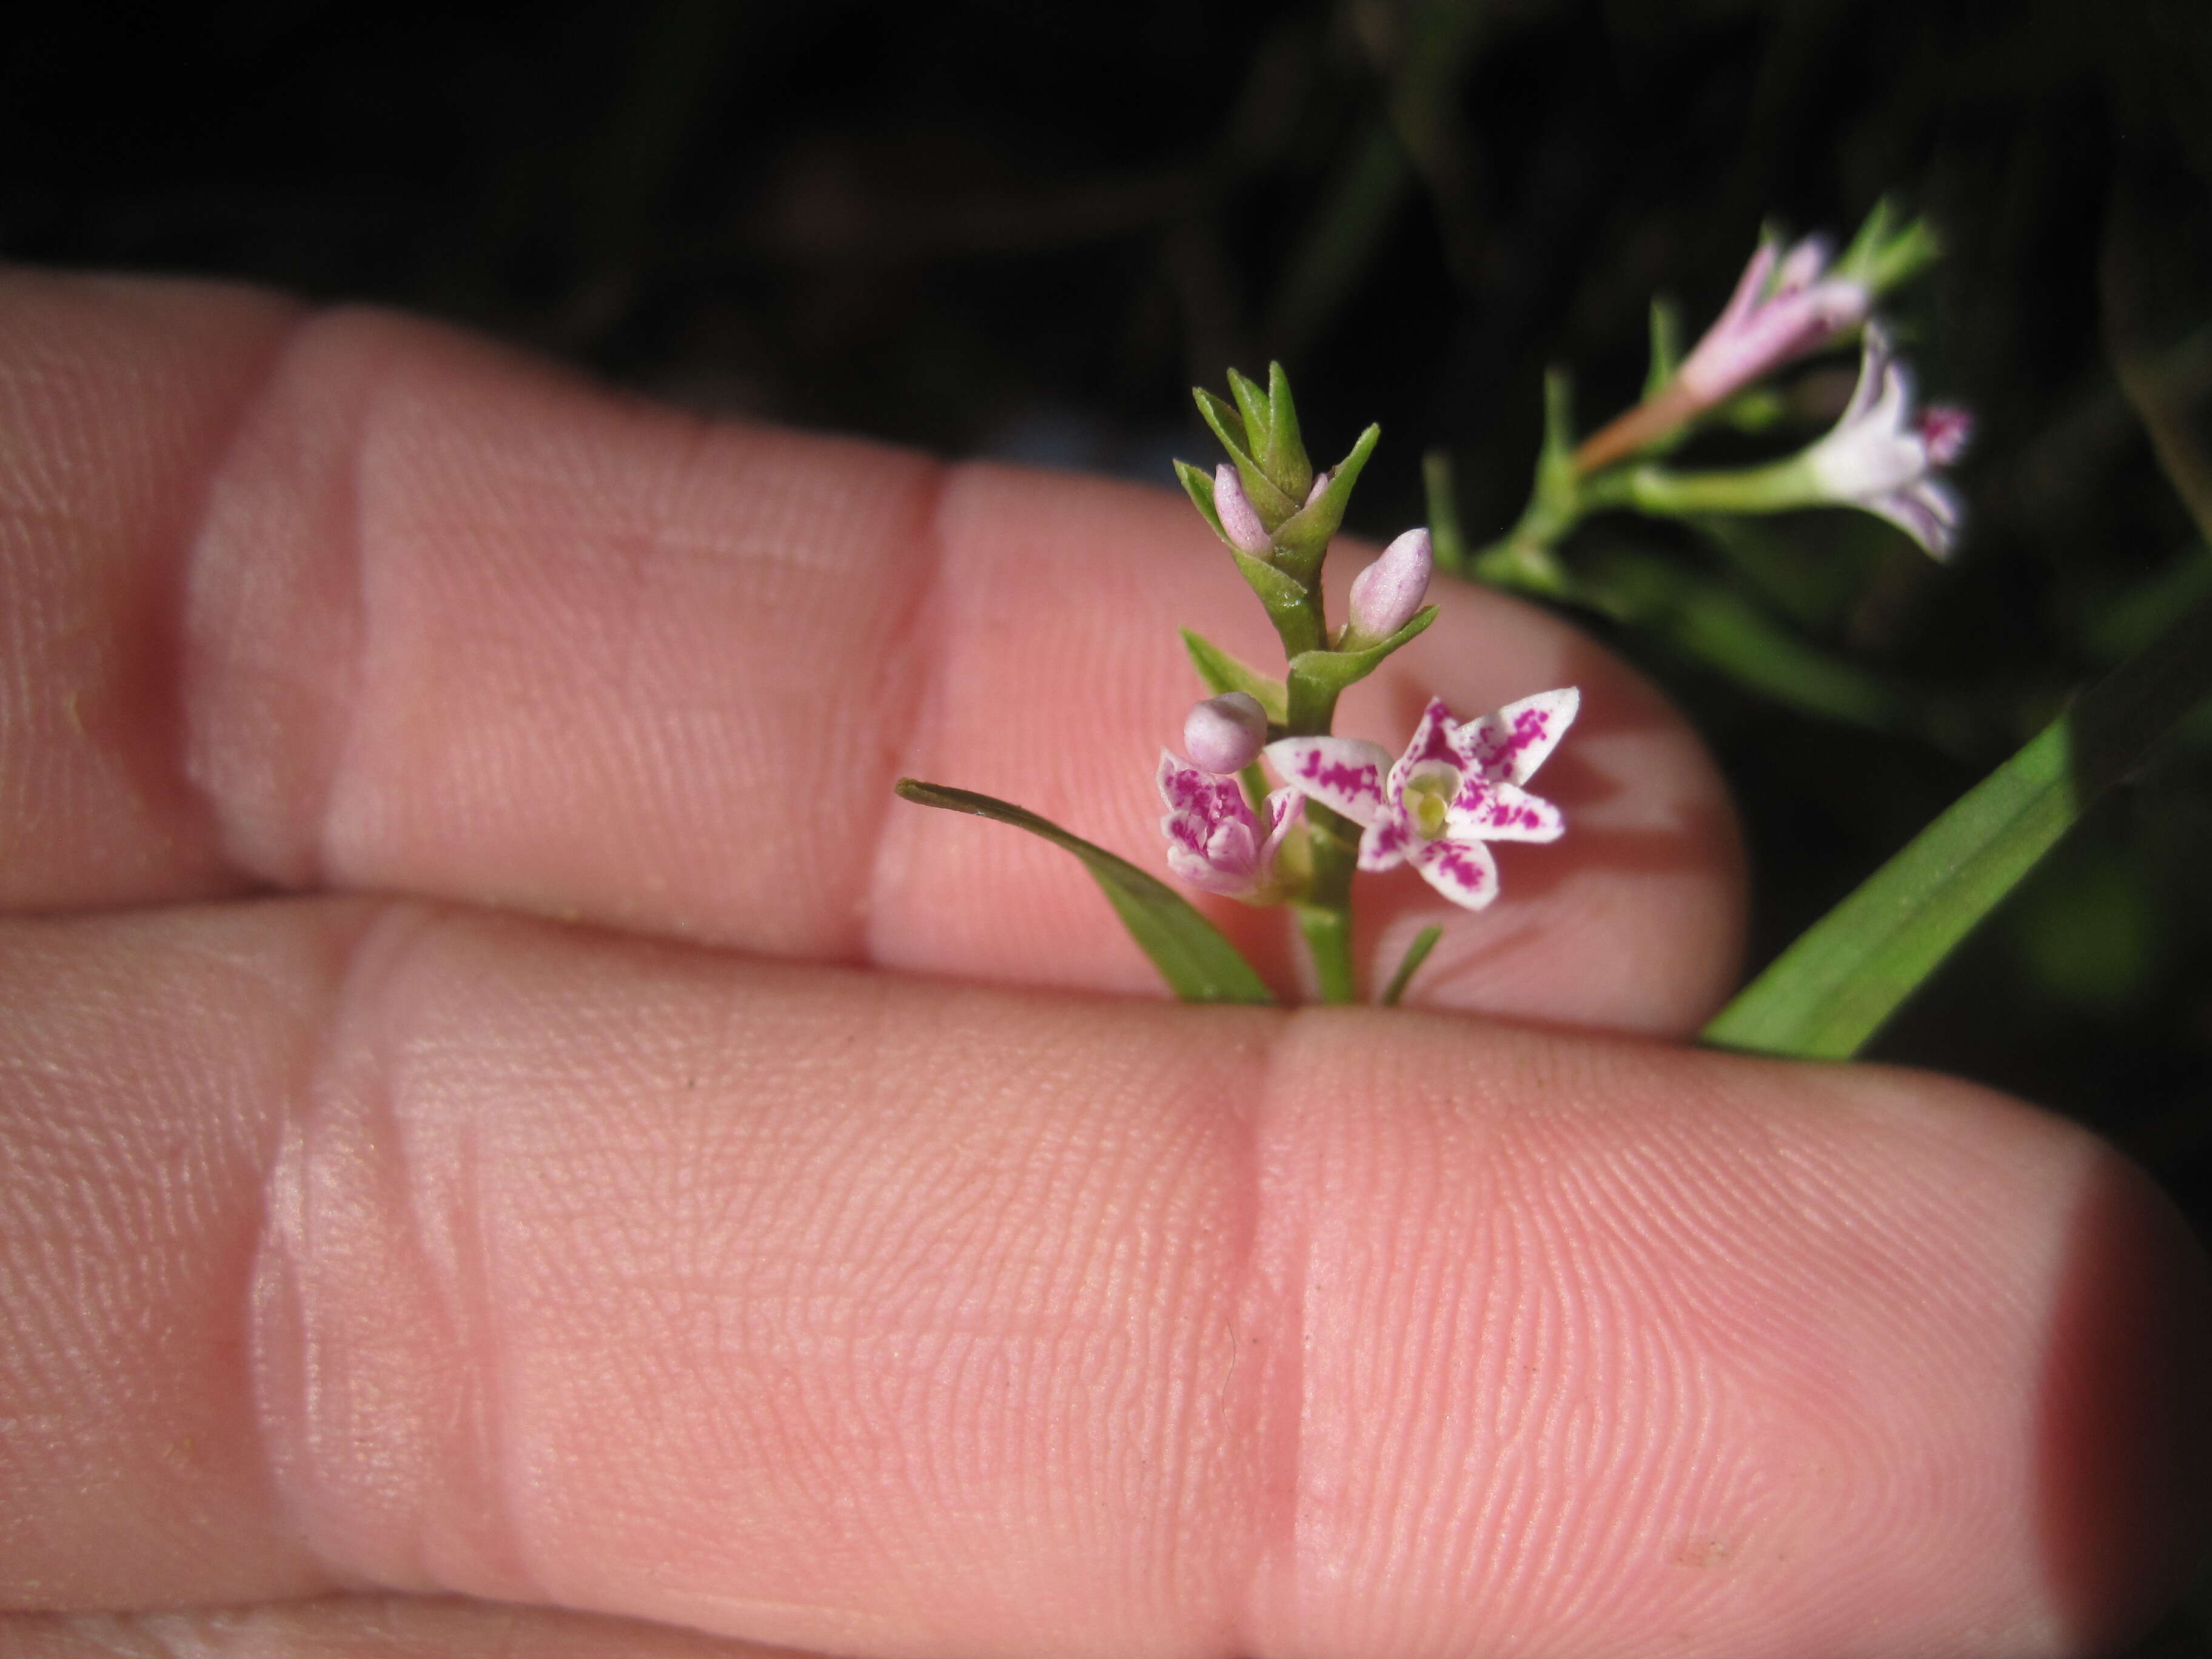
1403 765 1458 841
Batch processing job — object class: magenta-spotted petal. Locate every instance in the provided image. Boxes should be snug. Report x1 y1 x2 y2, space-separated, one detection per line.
1449 777 1564 843
1264 736 1393 826
1158 751 1280 898
1410 834 1500 910
1357 813 1413 872
1458 687 1579 785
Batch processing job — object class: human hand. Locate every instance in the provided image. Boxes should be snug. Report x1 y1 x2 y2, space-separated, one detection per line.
3 269 2205 1659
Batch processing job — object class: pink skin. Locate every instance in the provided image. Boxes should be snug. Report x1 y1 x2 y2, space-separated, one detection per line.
1266 691 1578 911
1 271 2206 1659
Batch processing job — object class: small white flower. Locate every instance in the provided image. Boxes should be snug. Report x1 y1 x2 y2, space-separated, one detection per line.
1801 323 1971 560
1264 691 1577 911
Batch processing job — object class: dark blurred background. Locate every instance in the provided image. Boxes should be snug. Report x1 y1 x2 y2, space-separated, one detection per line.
6 0 2210 1640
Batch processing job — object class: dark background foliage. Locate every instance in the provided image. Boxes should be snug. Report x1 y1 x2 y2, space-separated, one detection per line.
7 1 2210 1643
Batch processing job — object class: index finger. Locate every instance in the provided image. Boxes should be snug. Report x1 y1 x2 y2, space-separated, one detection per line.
0 269 1742 1029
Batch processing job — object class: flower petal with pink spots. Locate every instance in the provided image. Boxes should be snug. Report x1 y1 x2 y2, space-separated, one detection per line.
1262 737 1393 826
1158 752 1301 899
1458 687 1580 786
1410 834 1500 910
1449 777 1566 843
1358 813 1413 872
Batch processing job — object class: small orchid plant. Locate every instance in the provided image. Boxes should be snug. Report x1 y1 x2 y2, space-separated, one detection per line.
900 363 1580 1007
898 197 2212 1054
896 203 1982 1011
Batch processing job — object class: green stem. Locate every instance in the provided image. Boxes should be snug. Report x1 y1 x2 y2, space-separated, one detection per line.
1295 802 1361 1004
1620 457 1820 517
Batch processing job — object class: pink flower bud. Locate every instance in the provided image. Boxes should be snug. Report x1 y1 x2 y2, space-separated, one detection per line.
1213 464 1273 556
1676 235 1871 408
1183 691 1269 774
1305 469 1331 508
1347 528 1433 640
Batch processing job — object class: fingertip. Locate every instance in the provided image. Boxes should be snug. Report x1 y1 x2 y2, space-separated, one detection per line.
2033 1144 2212 1653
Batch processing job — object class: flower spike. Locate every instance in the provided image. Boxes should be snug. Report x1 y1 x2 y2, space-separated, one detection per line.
1265 690 1578 911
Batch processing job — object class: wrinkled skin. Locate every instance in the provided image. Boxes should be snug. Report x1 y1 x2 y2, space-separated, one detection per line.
1 269 2206 1659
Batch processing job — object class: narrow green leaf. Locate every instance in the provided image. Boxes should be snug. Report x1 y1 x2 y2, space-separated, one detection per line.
1644 297 1683 399
1181 628 1287 725
1703 592 2212 1059
1581 548 1905 731
895 780 1275 1006
1379 925 1443 1007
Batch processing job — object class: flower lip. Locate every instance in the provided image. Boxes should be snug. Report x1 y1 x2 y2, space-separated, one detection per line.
1157 749 1302 900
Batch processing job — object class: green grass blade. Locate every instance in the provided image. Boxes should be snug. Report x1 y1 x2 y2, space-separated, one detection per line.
1379 925 1443 1007
894 780 1275 1007
1704 592 2212 1059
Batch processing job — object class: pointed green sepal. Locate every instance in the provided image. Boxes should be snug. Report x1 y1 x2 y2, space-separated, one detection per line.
1379 925 1443 1007
1175 458 1225 541
1285 604 1437 729
1194 386 1250 457
1227 367 1272 451
894 780 1276 1005
1181 627 1288 725
1195 388 1298 523
1272 421 1381 578
1259 361 1313 502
